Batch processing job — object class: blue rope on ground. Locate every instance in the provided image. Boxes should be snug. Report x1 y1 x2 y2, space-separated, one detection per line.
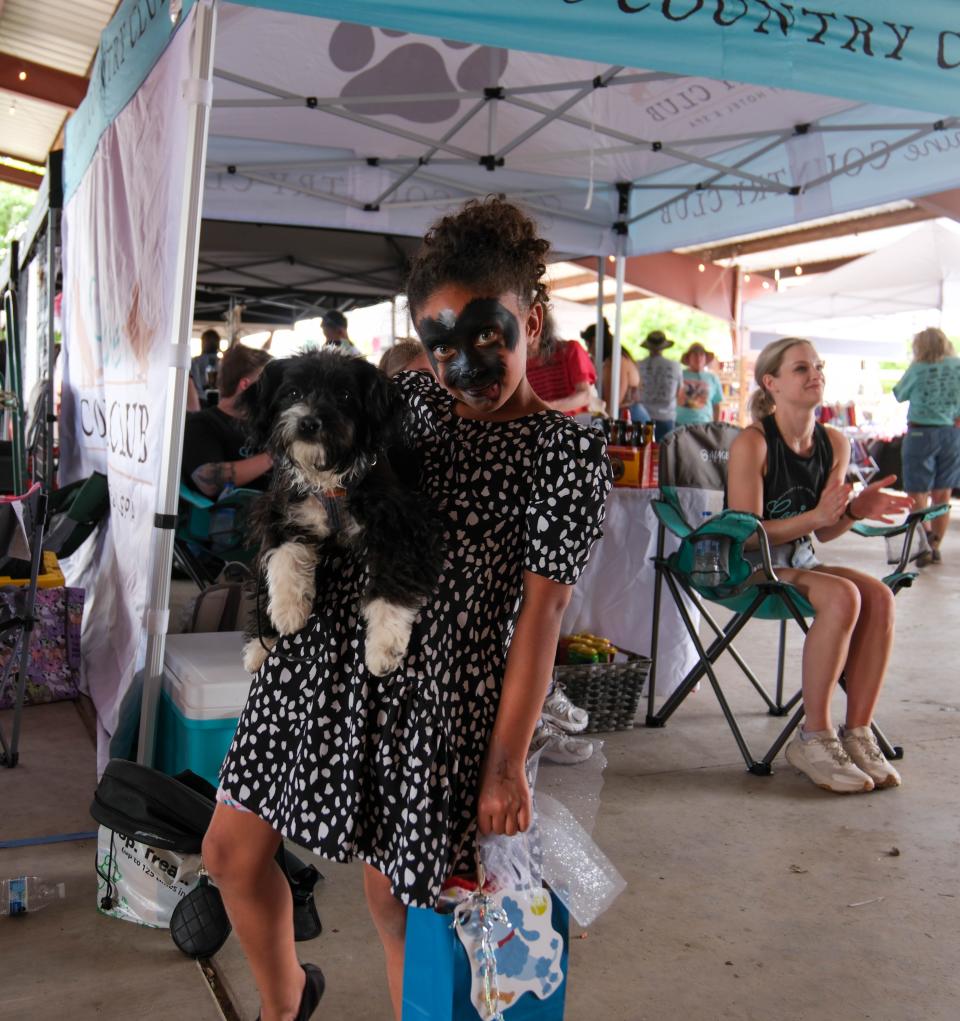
0 830 98 849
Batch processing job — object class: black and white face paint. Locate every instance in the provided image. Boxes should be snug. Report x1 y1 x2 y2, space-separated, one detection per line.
416 298 520 400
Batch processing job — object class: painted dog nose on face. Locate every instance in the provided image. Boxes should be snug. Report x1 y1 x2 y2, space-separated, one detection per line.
298 415 322 438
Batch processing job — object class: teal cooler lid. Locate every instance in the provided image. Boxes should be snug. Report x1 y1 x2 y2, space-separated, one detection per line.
163 632 251 721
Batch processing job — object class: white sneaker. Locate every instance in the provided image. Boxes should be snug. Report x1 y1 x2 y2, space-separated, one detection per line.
541 687 589 734
530 722 595 765
839 726 902 789
783 729 874 793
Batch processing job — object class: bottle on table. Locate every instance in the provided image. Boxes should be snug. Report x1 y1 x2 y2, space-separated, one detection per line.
1 876 66 916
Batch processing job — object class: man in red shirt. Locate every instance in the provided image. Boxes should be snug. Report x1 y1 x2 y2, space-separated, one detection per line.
526 313 597 415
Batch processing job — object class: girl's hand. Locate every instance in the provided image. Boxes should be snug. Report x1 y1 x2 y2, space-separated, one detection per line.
850 475 915 524
477 751 532 837
814 477 852 529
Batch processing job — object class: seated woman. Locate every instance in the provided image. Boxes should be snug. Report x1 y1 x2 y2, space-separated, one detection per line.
727 337 913 794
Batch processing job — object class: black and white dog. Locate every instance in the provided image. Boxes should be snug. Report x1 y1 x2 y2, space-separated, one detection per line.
238 349 444 676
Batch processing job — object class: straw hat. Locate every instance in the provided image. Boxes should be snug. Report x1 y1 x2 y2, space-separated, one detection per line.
641 329 673 352
681 341 715 365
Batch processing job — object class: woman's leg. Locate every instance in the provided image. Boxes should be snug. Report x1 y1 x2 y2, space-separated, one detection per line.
775 567 862 732
928 488 952 547
203 804 304 1021
363 864 408 1021
813 566 896 727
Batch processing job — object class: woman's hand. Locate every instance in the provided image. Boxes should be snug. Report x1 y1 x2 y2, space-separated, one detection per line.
850 475 915 524
477 749 532 837
813 477 852 529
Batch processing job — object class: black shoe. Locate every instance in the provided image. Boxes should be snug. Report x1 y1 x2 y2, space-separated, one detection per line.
257 963 325 1021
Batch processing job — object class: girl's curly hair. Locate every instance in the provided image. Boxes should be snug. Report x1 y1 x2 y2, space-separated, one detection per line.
405 198 551 320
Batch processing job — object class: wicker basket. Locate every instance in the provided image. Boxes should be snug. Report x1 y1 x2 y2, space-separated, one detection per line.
552 652 651 733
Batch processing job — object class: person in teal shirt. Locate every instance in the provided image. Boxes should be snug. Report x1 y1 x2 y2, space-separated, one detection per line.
676 342 724 426
893 327 960 565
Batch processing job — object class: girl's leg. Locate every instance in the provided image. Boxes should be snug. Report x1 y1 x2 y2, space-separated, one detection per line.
774 568 862 732
815 566 896 728
203 804 304 1021
363 863 408 1021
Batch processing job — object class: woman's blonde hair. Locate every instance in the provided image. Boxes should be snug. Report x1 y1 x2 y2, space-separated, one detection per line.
379 339 426 378
912 327 955 363
748 336 813 421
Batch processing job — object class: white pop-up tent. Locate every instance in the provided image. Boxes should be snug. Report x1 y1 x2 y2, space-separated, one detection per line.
59 0 960 768
744 219 960 326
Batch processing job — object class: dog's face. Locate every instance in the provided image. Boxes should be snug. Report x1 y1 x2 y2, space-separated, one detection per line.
240 349 402 490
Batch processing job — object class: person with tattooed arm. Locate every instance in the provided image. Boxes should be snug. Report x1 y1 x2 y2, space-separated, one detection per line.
181 344 273 498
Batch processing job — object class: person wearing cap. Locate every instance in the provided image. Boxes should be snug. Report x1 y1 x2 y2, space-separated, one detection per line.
581 318 649 424
677 342 724 426
638 330 683 441
321 309 362 357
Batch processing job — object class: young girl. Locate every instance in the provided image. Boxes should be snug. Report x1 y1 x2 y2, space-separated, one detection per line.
203 199 613 1021
727 337 913 795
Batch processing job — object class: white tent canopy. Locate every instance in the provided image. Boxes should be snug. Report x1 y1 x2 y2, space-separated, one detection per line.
744 220 960 327
58 0 960 766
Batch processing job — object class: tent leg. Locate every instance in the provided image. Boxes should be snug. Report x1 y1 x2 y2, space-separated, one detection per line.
594 256 605 401
137 0 219 767
610 237 626 421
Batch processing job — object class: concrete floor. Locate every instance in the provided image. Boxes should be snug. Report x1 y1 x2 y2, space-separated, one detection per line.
2 519 959 1021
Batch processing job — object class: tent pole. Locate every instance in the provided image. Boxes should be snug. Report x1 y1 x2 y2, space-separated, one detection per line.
610 236 626 421
731 263 748 427
138 0 218 765
594 256 605 400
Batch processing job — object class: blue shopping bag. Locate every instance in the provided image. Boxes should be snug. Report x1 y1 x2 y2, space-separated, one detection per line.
402 890 568 1020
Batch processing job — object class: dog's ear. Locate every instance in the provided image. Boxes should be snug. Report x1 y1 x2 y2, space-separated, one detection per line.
238 358 287 449
362 363 407 449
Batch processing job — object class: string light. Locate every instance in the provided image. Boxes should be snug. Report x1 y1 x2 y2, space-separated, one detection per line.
762 281 771 289
774 268 781 282
608 255 616 263
743 273 751 283
697 263 706 273
794 265 803 276
18 71 28 81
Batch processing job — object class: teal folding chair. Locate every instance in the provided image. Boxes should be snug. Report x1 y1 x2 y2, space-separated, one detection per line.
174 484 260 589
645 423 946 775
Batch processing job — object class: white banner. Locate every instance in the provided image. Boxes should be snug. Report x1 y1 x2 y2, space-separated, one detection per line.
60 16 196 770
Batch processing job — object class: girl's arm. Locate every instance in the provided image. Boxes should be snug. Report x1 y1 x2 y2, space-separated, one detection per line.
477 570 573 836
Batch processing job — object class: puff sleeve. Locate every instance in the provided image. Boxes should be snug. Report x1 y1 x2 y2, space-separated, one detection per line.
524 423 612 584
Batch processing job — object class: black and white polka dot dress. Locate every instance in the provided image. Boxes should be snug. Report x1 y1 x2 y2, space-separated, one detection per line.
219 372 612 907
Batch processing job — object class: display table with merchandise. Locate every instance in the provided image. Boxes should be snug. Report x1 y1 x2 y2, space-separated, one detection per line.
562 486 715 698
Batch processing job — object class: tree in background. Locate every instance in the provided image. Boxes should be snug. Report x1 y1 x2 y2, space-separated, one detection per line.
1 181 35 266
617 296 730 360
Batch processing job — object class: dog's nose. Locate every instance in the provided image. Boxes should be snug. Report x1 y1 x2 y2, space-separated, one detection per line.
298 416 322 438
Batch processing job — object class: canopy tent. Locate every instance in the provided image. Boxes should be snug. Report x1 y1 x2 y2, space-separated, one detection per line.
195 219 422 324
58 0 960 769
743 220 960 327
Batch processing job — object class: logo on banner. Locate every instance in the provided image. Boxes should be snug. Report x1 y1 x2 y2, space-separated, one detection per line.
561 1 960 72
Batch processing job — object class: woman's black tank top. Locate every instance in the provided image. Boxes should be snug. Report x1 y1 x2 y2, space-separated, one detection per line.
760 415 834 521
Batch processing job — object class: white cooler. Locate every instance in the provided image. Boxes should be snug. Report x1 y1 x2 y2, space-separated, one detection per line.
156 632 251 787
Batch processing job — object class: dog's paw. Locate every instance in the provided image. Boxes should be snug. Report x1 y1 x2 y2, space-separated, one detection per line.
269 596 311 636
265 542 317 634
243 637 275 673
362 598 418 677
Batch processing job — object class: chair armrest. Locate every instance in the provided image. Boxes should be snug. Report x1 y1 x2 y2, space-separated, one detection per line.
179 482 214 509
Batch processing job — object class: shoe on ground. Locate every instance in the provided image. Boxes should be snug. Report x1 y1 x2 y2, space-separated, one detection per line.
839 725 902 789
917 533 942 567
783 730 874 793
257 963 325 1021
541 687 590 734
530 722 594 765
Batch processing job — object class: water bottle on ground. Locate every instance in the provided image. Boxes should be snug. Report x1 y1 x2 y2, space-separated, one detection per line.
1 876 66 916
691 511 724 587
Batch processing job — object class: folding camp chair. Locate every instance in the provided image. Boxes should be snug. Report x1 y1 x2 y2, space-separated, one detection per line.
0 484 48 768
174 484 260 589
645 423 946 775
44 471 110 559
